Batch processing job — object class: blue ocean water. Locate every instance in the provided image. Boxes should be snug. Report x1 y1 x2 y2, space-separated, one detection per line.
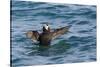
11 0 96 66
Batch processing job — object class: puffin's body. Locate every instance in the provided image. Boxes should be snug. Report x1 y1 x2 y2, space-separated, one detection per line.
26 24 69 46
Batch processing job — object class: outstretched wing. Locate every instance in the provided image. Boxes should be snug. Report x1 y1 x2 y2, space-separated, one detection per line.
51 26 69 39
26 31 39 41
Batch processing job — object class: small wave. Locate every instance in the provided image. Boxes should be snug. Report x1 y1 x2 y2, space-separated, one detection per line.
76 20 90 25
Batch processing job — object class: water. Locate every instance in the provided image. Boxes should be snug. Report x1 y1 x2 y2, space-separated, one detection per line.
11 0 96 66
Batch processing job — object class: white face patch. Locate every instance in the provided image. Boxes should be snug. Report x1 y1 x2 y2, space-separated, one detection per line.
44 24 49 30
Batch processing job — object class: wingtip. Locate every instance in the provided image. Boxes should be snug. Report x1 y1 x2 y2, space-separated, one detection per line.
26 31 33 38
65 25 72 28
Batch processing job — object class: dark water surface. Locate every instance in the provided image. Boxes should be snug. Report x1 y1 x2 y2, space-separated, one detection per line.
11 0 96 66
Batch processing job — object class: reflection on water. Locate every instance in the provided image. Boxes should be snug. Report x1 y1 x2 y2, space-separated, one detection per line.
11 0 96 66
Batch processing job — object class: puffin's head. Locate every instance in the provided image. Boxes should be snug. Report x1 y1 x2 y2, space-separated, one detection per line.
43 24 50 32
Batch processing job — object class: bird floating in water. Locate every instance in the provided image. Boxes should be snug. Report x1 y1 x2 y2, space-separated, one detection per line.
26 24 69 46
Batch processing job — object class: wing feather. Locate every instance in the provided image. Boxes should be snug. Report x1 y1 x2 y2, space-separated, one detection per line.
52 26 69 39
26 31 39 41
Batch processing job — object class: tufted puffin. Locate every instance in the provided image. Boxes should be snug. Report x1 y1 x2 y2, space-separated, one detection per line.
26 24 69 46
